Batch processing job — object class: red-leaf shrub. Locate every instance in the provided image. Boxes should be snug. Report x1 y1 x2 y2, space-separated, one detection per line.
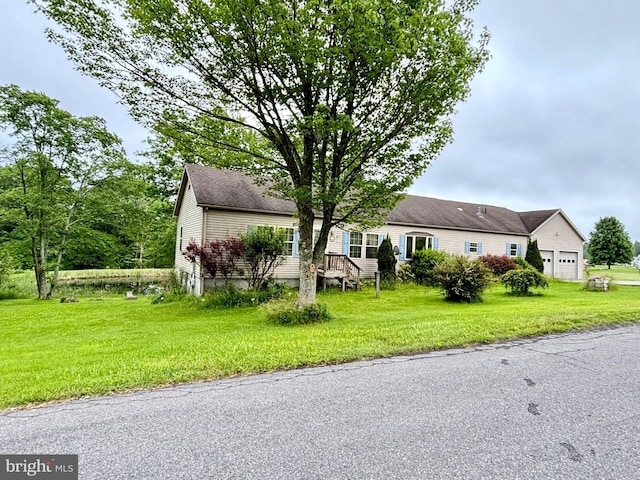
480 255 517 276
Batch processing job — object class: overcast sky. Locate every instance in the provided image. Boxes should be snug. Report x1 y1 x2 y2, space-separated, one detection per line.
1 1 638 241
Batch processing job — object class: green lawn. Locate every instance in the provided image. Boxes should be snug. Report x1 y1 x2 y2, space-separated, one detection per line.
1 281 639 410
586 265 640 281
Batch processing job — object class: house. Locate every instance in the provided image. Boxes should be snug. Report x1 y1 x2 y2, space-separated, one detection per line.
174 164 586 293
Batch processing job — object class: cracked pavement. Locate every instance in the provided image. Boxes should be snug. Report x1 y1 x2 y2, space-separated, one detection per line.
1 323 639 479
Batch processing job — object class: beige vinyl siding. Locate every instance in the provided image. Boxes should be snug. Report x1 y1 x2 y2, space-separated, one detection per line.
204 209 302 280
174 182 203 273
429 228 528 259
336 226 531 278
531 213 584 280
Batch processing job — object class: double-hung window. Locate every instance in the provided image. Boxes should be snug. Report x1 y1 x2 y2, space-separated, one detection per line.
507 243 521 257
465 241 482 254
283 227 295 256
349 232 363 258
365 234 380 259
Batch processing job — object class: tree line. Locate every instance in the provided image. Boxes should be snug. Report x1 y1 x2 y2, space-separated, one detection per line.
0 84 177 298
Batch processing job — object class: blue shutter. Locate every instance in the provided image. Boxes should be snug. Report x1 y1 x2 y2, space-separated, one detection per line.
506 242 510 256
516 243 522 257
399 235 406 261
248 225 257 234
342 232 350 255
434 237 439 251
378 234 385 246
465 241 470 254
293 228 300 258
478 242 483 254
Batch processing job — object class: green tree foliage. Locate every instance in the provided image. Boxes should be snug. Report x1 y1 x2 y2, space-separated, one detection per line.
376 236 397 284
240 226 287 290
410 248 447 286
434 255 492 303
0 251 13 289
524 239 544 273
0 84 127 299
634 241 640 257
34 0 489 305
587 217 634 269
501 268 548 296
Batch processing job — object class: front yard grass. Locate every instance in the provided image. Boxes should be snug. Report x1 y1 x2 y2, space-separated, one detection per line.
1 281 639 410
586 265 640 281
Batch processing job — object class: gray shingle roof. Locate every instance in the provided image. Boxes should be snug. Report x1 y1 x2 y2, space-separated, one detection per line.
176 164 567 236
180 164 296 214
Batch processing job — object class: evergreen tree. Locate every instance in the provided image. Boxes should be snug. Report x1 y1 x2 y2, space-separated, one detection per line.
376 236 397 284
525 239 544 273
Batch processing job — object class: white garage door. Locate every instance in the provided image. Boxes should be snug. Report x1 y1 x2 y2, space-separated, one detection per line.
559 251 578 279
540 250 554 277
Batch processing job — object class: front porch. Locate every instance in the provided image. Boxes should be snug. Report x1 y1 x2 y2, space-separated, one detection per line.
317 254 362 291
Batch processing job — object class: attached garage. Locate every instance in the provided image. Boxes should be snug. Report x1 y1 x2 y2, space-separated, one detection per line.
540 250 554 277
558 251 579 279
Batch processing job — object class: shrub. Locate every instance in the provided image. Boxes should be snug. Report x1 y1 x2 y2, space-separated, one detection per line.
434 255 493 303
397 263 415 283
376 236 397 284
263 300 331 325
182 238 246 283
525 239 544 273
501 268 548 295
201 282 288 308
512 256 533 270
240 226 287 290
410 249 447 286
480 255 517 276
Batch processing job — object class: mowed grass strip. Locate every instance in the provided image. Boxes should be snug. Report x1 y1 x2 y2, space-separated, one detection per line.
1 281 639 410
586 265 640 281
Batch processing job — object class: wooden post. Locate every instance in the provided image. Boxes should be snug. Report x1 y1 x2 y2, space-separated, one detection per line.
375 271 380 298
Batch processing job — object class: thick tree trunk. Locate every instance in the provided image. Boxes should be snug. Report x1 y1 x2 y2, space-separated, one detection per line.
297 205 317 306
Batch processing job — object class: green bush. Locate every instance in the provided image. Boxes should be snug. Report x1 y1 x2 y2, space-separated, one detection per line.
434 255 493 303
376 236 397 284
501 268 548 296
409 249 447 286
397 263 415 283
263 300 331 325
512 256 533 270
200 283 288 308
525 239 544 273
240 226 286 289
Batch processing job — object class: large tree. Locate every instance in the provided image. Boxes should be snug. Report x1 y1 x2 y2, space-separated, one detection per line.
0 84 127 298
588 217 634 269
34 0 489 304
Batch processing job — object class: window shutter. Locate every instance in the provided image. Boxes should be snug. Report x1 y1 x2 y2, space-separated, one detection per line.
293 228 300 258
516 243 522 257
478 242 483 254
378 234 385 246
434 237 439 251
342 232 350 255
506 242 510 255
465 241 470 254
399 235 406 261
248 225 257 234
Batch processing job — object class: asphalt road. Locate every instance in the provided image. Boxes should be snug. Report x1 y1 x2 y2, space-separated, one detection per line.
1 324 639 479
